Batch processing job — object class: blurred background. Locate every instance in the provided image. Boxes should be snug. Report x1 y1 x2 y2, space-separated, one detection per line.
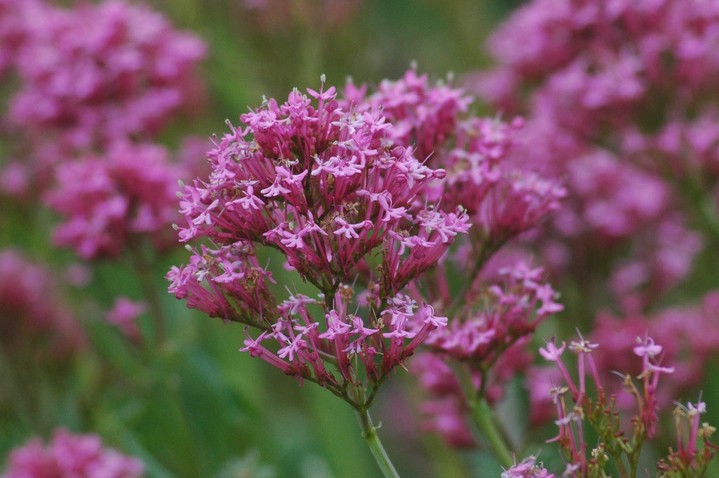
0 1 528 477
5 0 719 476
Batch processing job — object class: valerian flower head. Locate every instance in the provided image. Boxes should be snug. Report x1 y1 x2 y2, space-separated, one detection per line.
168 79 467 405
1 428 144 478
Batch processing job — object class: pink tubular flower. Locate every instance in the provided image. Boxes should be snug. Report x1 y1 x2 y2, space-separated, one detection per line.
169 78 464 405
46 142 186 260
8 0 206 150
1 428 144 478
501 456 555 478
106 297 146 342
426 263 562 366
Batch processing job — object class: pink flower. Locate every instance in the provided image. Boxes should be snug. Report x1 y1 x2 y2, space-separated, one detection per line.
106 297 146 342
502 456 555 478
2 428 144 478
169 78 462 405
8 0 206 150
0 248 84 356
46 142 186 260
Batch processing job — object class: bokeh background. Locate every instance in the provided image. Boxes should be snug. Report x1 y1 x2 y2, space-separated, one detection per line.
3 0 719 477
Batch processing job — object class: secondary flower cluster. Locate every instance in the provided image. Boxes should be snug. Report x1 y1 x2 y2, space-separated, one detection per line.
168 79 469 405
345 69 566 256
412 264 561 447
45 142 185 260
1 428 144 478
0 248 83 357
426 263 562 365
7 0 206 150
538 335 679 476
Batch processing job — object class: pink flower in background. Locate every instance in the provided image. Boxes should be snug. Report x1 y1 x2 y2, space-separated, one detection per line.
106 297 146 342
0 0 40 77
46 142 186 260
473 0 719 308
0 249 84 356
1 428 144 478
501 456 554 478
8 0 206 150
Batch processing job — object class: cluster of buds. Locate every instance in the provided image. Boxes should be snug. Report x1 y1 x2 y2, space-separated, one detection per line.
537 334 696 477
658 401 718 477
168 78 468 408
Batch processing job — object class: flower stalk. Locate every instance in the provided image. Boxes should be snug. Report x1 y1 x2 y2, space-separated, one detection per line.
356 409 400 478
468 397 514 469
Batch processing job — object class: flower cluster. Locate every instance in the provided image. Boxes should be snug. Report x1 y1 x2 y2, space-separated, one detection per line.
168 79 468 406
240 290 447 404
341 70 565 447
412 264 561 446
536 334 679 476
1 428 144 478
426 263 562 365
501 456 554 478
658 401 717 477
0 0 39 77
0 248 84 357
45 142 186 260
7 0 206 150
346 70 565 253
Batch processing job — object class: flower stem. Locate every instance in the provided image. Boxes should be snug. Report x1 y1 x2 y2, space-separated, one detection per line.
469 398 514 469
128 240 167 345
356 409 400 478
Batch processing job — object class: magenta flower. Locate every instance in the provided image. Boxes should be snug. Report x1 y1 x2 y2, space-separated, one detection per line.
501 456 554 478
169 79 467 407
46 142 186 260
425 263 562 366
0 248 84 356
1 428 144 478
8 0 206 150
473 0 719 307
106 297 146 342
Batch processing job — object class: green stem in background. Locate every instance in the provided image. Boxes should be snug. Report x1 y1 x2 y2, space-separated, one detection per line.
356 409 401 478
0 342 38 431
128 241 167 345
468 397 514 470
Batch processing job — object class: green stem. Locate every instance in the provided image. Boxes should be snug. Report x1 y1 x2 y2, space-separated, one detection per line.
129 241 167 345
468 398 514 469
356 409 400 478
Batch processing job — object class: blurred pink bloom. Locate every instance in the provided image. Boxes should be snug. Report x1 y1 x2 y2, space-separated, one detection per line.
0 249 84 356
46 142 186 260
502 456 555 478
106 297 146 342
2 428 144 478
8 0 206 150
